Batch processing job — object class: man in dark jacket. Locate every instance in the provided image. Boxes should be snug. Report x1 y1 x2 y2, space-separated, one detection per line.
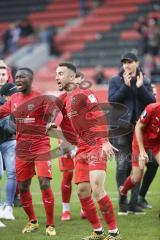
108 52 158 215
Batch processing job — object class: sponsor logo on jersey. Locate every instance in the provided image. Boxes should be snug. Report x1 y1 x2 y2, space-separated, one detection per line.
88 94 97 103
28 104 35 111
67 110 78 118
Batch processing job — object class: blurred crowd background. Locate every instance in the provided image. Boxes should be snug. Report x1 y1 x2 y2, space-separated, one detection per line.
0 0 159 95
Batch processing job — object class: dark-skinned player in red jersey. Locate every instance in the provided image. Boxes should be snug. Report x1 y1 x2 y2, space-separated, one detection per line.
55 62 121 240
120 103 160 211
0 68 62 236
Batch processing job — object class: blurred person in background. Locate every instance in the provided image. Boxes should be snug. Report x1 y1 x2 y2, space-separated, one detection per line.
1 22 21 57
79 0 89 16
93 65 108 85
19 19 34 38
38 25 60 56
0 60 13 87
0 82 17 221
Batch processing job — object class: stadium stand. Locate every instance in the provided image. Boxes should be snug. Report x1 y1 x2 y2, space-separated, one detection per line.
33 0 160 94
0 0 159 97
0 0 51 39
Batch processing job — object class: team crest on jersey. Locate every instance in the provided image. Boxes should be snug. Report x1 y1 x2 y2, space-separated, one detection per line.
88 94 97 103
28 104 35 111
141 110 147 119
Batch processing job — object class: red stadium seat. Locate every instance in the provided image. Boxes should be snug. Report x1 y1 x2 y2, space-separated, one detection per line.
120 30 141 40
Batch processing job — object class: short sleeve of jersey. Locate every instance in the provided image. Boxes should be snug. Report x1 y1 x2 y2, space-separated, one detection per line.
139 104 155 125
0 99 11 118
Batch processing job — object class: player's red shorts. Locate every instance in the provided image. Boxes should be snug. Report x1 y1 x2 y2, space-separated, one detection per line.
74 145 107 184
59 156 74 171
16 148 52 182
132 142 160 167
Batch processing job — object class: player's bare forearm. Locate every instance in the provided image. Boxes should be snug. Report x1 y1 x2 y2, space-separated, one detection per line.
135 120 146 153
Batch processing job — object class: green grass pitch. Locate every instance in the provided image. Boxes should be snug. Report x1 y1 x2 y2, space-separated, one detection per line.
1 140 160 240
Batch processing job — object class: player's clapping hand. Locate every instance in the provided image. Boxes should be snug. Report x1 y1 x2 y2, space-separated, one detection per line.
138 150 149 170
123 70 132 87
136 71 144 88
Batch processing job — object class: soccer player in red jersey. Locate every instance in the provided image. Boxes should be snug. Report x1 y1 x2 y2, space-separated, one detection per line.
0 68 61 236
58 71 86 221
120 102 160 205
55 62 121 240
58 92 76 221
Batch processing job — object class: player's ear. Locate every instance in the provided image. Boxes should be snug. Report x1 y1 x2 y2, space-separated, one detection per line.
70 73 76 82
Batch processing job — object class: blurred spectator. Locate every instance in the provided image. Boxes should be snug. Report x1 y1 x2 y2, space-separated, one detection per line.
0 60 14 86
38 25 60 56
93 0 105 7
0 82 17 221
136 16 160 56
93 65 108 85
0 60 7 69
136 16 160 79
151 56 160 82
135 16 149 55
19 20 34 37
2 23 21 57
79 0 89 16
146 17 160 56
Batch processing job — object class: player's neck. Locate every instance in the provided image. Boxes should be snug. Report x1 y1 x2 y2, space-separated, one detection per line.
21 87 32 95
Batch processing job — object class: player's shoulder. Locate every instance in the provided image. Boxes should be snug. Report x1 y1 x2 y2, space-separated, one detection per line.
10 92 21 100
59 92 67 102
74 87 99 104
31 90 42 96
146 102 160 112
73 86 93 96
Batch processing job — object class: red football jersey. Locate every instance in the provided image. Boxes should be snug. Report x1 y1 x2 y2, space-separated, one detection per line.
133 102 160 147
59 92 77 145
65 87 108 148
0 90 59 154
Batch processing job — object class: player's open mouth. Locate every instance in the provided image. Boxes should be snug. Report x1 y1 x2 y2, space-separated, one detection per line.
57 81 62 87
16 82 24 90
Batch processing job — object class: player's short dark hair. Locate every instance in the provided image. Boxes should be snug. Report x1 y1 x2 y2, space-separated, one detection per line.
76 71 84 79
17 67 33 76
59 62 76 73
